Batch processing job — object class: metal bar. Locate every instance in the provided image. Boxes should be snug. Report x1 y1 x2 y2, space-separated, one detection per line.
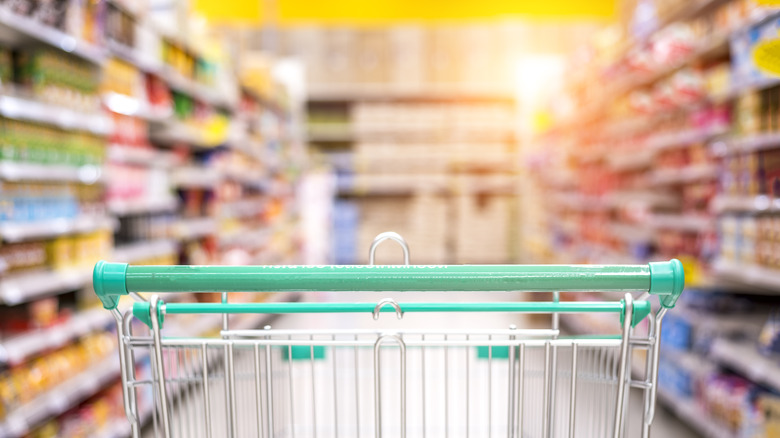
613 294 634 438
354 335 360 438
265 329 275 437
569 344 578 438
150 296 171 438
311 340 318 438
644 308 668 432
421 334 426 438
158 338 623 348
155 301 638 315
201 345 212 438
114 310 139 430
288 340 296 438
465 335 470 438
516 344 525 437
226 344 237 438
444 334 449 438
254 345 263 438
226 327 561 337
374 335 407 438
332 335 338 437
488 336 492 438
549 344 559 438
507 327 516 438
542 341 551 438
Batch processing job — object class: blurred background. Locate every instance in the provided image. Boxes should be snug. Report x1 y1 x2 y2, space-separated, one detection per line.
0 0 779 436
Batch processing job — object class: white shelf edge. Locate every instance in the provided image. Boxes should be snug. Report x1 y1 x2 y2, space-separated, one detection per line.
0 307 112 365
0 95 111 135
710 338 780 393
0 215 117 243
108 197 179 216
713 259 780 293
0 7 106 64
0 161 103 183
0 267 93 305
656 389 734 438
112 239 179 264
0 353 126 437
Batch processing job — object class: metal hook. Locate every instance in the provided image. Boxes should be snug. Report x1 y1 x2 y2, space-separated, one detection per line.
373 298 404 320
368 232 410 265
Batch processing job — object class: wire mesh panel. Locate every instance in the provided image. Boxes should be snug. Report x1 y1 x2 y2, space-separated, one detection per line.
127 330 625 438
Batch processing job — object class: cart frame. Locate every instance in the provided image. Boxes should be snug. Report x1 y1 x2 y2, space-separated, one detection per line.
93 233 684 438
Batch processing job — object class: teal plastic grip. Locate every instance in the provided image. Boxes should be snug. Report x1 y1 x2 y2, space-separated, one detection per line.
132 300 653 329
93 261 129 310
648 259 685 309
100 262 653 293
133 301 165 327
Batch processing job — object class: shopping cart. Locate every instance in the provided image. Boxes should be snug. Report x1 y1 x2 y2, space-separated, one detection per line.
92 232 684 438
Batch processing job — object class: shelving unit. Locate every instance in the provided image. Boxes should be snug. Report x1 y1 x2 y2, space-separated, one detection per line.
308 89 520 265
526 1 780 435
0 1 310 434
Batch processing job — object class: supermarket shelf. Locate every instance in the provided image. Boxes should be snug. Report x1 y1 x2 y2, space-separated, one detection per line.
0 7 105 64
113 239 179 264
102 92 172 122
0 215 117 242
552 193 610 212
648 213 714 232
604 190 680 209
220 199 267 220
108 197 179 216
0 352 141 438
307 125 354 142
0 94 111 135
107 144 177 167
710 338 780 392
171 166 222 189
221 169 269 190
710 194 780 213
713 259 780 293
308 84 515 102
656 389 733 438
0 267 92 305
105 40 164 75
172 217 218 240
220 227 272 250
610 222 654 243
650 164 719 185
649 125 729 152
717 132 780 156
149 121 216 149
608 150 654 171
0 161 103 183
158 67 236 110
0 307 112 365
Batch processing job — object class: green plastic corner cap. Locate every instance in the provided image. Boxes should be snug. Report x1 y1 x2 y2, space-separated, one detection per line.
133 302 165 329
93 261 129 310
648 259 685 309
620 299 652 327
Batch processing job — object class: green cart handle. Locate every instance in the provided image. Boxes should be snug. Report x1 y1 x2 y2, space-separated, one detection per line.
132 300 653 329
93 259 683 310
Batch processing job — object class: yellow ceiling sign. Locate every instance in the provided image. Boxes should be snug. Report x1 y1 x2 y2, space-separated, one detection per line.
195 0 615 25
192 0 262 24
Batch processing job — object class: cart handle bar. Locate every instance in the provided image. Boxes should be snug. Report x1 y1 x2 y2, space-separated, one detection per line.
94 259 684 311
132 300 652 329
